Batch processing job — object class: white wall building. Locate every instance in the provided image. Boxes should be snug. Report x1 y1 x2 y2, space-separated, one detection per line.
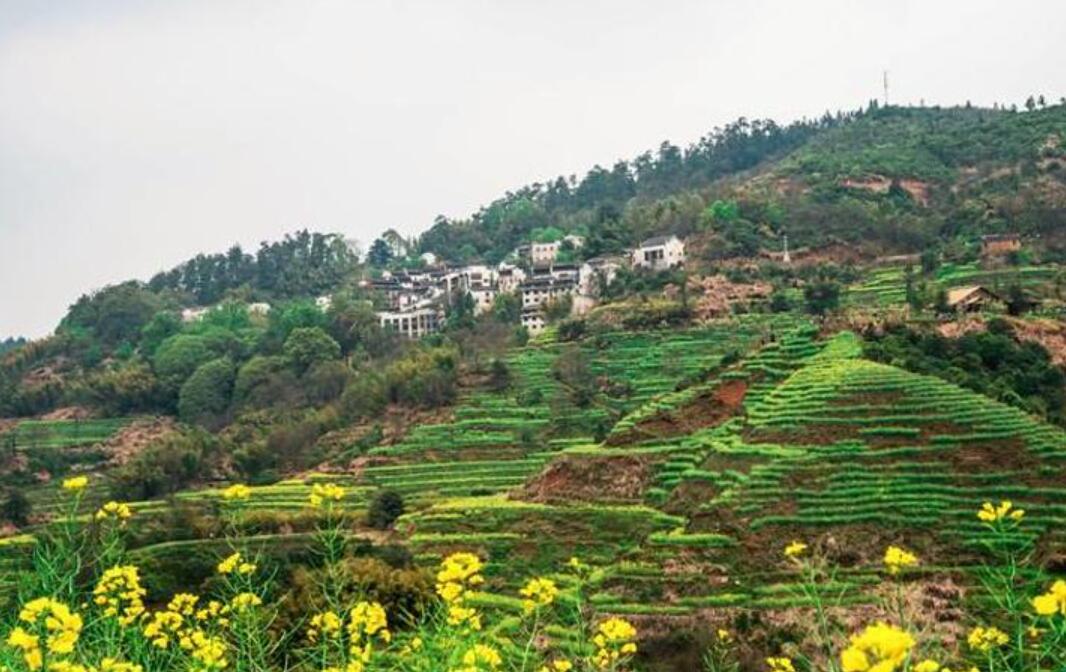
181 307 209 323
496 264 527 293
315 295 333 311
530 241 561 266
520 278 576 309
632 235 685 270
247 302 272 317
378 307 442 339
579 256 626 296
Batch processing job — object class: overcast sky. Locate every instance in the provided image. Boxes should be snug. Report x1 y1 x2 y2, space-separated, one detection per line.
1 0 1064 337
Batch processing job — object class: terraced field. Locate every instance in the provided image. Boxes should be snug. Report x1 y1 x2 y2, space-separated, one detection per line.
4 317 1063 664
846 261 1063 307
2 417 129 450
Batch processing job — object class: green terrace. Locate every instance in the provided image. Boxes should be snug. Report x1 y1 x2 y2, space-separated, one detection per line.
2 417 130 450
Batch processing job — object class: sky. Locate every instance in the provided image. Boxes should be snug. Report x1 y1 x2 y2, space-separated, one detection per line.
1 0 1064 338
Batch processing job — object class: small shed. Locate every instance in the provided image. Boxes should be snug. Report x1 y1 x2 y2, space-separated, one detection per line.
946 285 1002 312
980 234 1021 256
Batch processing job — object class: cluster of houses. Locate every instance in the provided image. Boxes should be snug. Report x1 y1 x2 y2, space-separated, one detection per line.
177 234 685 337
371 234 685 337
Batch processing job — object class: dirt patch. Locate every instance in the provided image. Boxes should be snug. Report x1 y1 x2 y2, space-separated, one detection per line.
841 175 931 205
612 379 748 446
99 417 178 466
41 406 94 421
690 275 772 319
941 316 1066 367
519 454 659 503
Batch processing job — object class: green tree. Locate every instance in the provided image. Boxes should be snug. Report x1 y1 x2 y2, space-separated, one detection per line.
177 358 235 425
367 238 393 267
803 279 841 316
491 292 522 324
140 311 182 357
283 327 341 372
152 334 216 393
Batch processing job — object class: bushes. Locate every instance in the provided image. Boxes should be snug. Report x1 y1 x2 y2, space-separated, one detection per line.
863 324 1066 425
110 429 218 500
367 490 405 530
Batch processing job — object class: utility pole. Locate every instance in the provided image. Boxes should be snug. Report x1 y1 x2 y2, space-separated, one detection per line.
883 70 890 107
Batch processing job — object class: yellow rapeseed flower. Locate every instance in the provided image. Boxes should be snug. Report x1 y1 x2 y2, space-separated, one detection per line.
840 622 915 672
17 597 83 658
92 564 147 626
592 616 637 669
977 500 1024 523
221 483 252 501
309 483 345 508
348 601 390 644
883 545 919 575
230 592 262 613
913 660 941 672
967 625 1009 652
766 657 795 672
538 660 573 672
95 501 133 523
307 610 343 642
519 577 559 614
460 643 502 670
784 540 807 558
716 628 732 642
1031 579 1066 617
62 476 89 491
216 552 255 575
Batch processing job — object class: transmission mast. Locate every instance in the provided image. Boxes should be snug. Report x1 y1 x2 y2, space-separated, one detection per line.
883 70 890 107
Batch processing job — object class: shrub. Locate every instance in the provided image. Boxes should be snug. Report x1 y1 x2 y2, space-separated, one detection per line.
367 490 405 530
110 429 217 500
0 490 31 527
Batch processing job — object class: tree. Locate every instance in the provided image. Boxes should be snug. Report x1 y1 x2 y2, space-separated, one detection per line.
488 358 510 392
1025 95 1036 112
178 358 235 425
769 287 792 313
140 311 182 357
153 335 217 394
60 281 163 349
803 279 841 316
283 327 341 372
233 356 299 409
920 248 940 275
367 490 405 530
367 238 394 267
491 292 521 324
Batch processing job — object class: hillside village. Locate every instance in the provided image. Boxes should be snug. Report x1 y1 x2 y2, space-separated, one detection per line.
180 234 686 337
0 102 1064 672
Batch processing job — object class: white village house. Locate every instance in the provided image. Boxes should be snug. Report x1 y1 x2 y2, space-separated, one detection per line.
631 235 685 271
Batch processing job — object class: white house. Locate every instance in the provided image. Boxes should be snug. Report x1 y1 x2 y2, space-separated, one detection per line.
247 302 272 317
520 307 546 334
530 241 561 266
420 251 440 267
496 264 527 293
469 287 498 316
520 277 576 309
632 235 685 270
315 295 333 312
181 307 209 323
378 307 442 339
579 256 626 296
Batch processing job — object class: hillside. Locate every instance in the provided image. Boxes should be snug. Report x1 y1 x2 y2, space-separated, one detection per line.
0 101 1065 672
